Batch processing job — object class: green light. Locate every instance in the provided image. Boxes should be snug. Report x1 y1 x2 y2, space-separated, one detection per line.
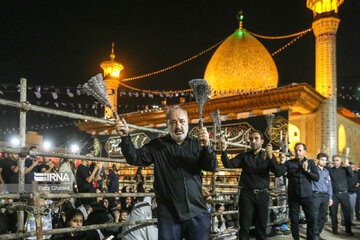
240 15 244 20
237 29 243 36
356 83 360 100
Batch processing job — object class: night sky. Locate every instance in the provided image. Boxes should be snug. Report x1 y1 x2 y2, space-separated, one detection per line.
0 0 359 147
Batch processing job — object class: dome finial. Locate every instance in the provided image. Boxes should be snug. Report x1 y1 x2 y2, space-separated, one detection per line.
237 11 244 30
110 42 115 61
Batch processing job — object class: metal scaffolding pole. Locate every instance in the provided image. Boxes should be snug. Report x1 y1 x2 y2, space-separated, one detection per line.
0 97 167 134
0 147 128 164
210 124 217 233
17 78 26 235
0 219 158 240
34 193 44 240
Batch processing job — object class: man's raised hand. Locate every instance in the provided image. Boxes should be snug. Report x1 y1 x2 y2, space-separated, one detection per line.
198 127 210 147
115 118 129 137
219 136 227 152
265 143 273 158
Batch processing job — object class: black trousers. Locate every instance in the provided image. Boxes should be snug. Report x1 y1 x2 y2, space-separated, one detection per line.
330 192 351 232
288 196 315 240
238 189 269 240
355 189 360 219
312 192 329 237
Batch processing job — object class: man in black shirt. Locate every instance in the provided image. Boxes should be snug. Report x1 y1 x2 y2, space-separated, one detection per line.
0 153 7 192
24 146 40 185
355 167 360 221
1 153 20 193
76 159 102 205
76 159 101 192
342 161 359 226
220 130 284 240
281 142 319 240
115 107 218 240
328 155 354 236
38 157 56 173
5 154 19 183
108 164 120 193
0 154 6 185
90 161 105 191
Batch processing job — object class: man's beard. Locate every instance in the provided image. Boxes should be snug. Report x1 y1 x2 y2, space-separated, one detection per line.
251 144 261 151
169 128 187 142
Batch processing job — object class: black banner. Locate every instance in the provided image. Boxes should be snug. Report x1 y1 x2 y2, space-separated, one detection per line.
93 111 289 157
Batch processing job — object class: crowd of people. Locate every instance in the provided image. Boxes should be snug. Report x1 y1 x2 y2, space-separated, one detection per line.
0 150 157 239
0 106 359 240
220 131 360 240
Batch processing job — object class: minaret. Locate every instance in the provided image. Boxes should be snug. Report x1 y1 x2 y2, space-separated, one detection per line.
100 42 124 118
307 0 344 158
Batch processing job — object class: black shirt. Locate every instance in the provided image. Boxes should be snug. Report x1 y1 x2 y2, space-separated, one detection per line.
328 166 354 193
90 163 105 190
3 158 18 184
120 134 218 221
25 157 39 184
0 158 6 181
282 158 319 198
76 164 93 193
221 150 284 190
38 163 55 173
347 172 359 193
356 171 360 192
108 170 119 193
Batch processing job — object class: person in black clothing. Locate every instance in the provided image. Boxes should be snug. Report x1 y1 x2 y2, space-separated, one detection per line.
0 153 7 190
90 161 105 191
341 161 359 226
355 167 360 221
76 159 101 205
52 209 86 239
281 142 319 240
220 130 284 240
38 157 56 173
328 155 354 236
115 107 218 240
24 146 40 185
2 153 20 192
108 164 120 193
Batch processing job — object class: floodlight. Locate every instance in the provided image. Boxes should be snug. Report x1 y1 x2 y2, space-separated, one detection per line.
71 144 80 153
10 137 20 147
43 141 52 151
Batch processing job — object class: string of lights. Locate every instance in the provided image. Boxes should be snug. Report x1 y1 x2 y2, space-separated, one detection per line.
271 29 311 56
1 83 356 103
118 82 192 95
120 39 226 82
244 28 312 39
0 28 313 97
338 93 359 101
0 121 82 136
117 31 312 94
120 28 313 83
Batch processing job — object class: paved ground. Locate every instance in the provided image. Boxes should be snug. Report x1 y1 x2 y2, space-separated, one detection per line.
267 219 360 240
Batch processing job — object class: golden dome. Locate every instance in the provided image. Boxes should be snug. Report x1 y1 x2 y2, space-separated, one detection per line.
204 29 278 94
